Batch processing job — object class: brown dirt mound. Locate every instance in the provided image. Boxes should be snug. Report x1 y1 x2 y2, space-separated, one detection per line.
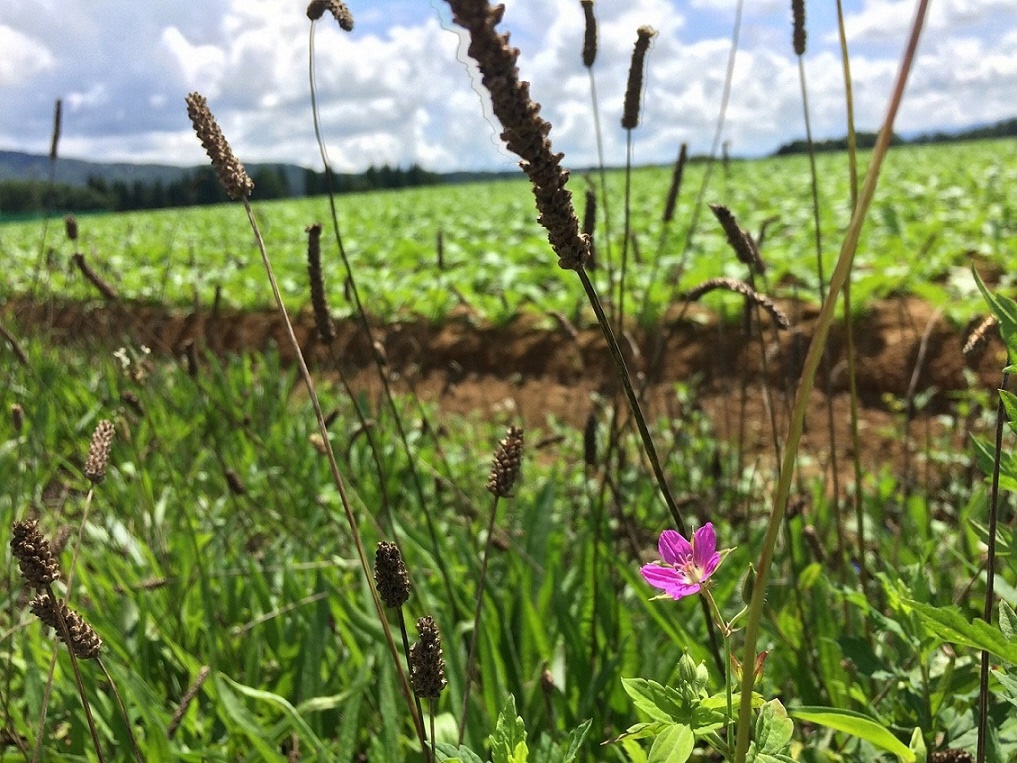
2 296 1003 484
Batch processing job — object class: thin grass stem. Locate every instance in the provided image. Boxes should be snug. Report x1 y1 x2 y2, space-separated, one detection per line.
977 370 1008 763
732 3 930 758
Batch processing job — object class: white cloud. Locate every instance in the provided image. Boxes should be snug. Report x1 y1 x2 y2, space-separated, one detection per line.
0 0 1013 171
0 25 54 86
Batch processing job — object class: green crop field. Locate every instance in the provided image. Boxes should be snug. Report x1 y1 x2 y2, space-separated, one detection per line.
3 138 1015 327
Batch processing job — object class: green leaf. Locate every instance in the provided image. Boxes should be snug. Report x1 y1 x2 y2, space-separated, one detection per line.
490 695 528 763
971 437 1017 491
909 728 927 763
755 700 794 755
1000 390 1017 437
646 724 694 763
621 678 685 722
218 673 331 757
560 720 592 763
902 598 1017 663
973 266 1017 354
790 707 915 762
1000 601 1017 641
436 743 486 763
993 669 1017 708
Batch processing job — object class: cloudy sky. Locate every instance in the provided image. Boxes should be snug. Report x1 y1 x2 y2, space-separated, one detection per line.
1 0 1015 172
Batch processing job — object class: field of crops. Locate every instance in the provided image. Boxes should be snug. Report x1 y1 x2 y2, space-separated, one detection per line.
3 138 1015 328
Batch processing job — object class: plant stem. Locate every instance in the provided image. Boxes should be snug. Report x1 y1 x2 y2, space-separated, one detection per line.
977 370 1008 763
242 199 424 745
458 494 502 745
732 3 929 759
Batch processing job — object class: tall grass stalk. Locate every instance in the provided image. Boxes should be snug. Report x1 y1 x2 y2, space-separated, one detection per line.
239 197 424 741
733 1 930 759
307 23 462 617
793 3 845 569
978 370 1008 763
834 0 868 597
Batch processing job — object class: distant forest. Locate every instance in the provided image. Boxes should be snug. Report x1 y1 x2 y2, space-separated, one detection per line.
0 163 441 216
774 116 1017 155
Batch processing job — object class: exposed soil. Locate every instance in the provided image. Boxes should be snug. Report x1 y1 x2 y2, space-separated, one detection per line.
3 296 1004 485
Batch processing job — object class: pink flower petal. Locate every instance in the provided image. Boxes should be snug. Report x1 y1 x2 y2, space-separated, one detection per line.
658 529 692 565
641 563 688 590
662 582 700 600
701 552 722 579
691 523 716 569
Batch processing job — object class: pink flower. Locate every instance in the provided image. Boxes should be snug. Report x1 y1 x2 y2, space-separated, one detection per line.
641 524 721 600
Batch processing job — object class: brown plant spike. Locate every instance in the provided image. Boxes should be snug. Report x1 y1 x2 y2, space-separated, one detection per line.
963 314 997 358
11 519 61 591
84 419 115 484
30 594 102 660
167 665 211 739
709 204 766 273
409 616 447 699
72 253 119 301
663 143 688 223
683 277 790 330
792 0 806 56
11 403 24 433
487 425 524 497
307 0 354 30
306 223 335 343
580 0 597 68
65 214 79 241
443 0 591 270
582 182 597 269
50 99 62 161
185 92 254 200
621 26 656 130
374 541 411 609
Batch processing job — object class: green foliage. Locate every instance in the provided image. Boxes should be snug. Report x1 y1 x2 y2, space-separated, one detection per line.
2 140 1014 326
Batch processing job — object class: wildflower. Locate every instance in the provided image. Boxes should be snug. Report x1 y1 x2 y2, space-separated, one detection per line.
641 523 721 600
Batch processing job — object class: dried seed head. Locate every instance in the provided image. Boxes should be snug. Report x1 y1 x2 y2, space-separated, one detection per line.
11 403 24 433
409 616 447 699
305 223 335 343
709 204 766 274
443 0 591 270
929 750 973 763
663 143 688 223
84 419 115 484
29 594 102 659
72 252 119 301
185 92 254 200
307 0 354 30
682 277 790 330
487 425 524 497
621 26 656 130
374 541 411 608
540 667 556 694
580 0 597 68
963 314 997 359
791 0 806 56
184 339 199 378
11 520 61 590
225 468 248 496
64 214 78 241
581 182 597 269
167 665 211 739
50 99 62 162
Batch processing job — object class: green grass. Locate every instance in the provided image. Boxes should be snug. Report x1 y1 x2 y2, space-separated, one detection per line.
2 138 1015 327
2 327 1016 759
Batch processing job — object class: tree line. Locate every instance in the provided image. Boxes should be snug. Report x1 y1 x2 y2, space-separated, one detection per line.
0 163 441 216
